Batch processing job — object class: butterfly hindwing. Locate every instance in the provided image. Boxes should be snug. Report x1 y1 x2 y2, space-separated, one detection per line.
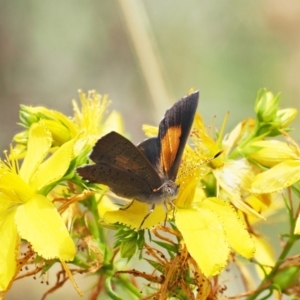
137 137 160 172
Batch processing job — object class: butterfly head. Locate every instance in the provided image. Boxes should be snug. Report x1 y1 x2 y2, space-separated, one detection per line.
153 180 179 202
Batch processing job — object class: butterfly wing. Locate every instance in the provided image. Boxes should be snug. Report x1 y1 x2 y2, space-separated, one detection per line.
77 132 163 199
158 91 199 181
137 137 160 171
77 164 157 199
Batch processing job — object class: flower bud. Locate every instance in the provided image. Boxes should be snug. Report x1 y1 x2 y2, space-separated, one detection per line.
273 266 300 291
120 239 138 258
13 130 29 145
19 105 40 127
276 108 298 129
255 89 279 123
42 119 72 146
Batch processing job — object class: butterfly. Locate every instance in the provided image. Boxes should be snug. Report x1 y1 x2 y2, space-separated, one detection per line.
77 91 199 228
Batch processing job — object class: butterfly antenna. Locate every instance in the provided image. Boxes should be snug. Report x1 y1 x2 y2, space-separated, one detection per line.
153 181 169 192
177 150 223 180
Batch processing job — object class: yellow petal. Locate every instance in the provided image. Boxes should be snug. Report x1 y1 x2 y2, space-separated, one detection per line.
19 122 52 184
103 201 166 229
193 113 219 157
0 172 34 203
176 207 230 277
213 159 264 219
0 194 11 213
34 139 75 190
200 197 255 258
43 119 72 145
252 160 300 193
223 118 256 155
97 195 119 218
15 194 76 260
248 140 298 168
277 108 298 128
142 124 158 137
0 207 19 291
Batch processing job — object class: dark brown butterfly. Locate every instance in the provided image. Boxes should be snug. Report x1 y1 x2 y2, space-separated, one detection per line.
77 91 199 228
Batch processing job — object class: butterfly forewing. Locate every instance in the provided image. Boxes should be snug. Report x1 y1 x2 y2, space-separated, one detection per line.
78 132 162 190
77 163 157 199
158 91 199 180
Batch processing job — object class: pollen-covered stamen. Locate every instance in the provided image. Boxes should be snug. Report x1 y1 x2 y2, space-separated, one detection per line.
0 146 20 176
73 90 112 136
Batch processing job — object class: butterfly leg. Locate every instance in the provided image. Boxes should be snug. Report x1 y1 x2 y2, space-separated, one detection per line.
169 201 176 221
163 201 169 226
119 200 135 211
162 201 176 226
138 203 155 230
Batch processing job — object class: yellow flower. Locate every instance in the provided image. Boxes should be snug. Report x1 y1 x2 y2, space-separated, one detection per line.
192 112 266 219
0 122 76 291
16 105 77 146
173 138 255 277
14 90 124 157
252 134 300 195
72 90 124 155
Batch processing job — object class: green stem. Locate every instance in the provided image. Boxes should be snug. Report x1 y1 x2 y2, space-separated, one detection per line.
246 234 298 300
118 274 142 298
105 277 123 300
229 123 260 159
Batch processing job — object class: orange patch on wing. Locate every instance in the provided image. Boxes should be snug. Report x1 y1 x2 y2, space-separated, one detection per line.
160 126 182 175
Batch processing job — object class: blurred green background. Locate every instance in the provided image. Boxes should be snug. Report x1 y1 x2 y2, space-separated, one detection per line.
1 1 300 299
1 0 300 154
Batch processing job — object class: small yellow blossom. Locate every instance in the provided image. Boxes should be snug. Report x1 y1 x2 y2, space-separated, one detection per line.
14 90 124 158
0 122 76 291
251 135 300 194
16 105 77 146
72 90 124 155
